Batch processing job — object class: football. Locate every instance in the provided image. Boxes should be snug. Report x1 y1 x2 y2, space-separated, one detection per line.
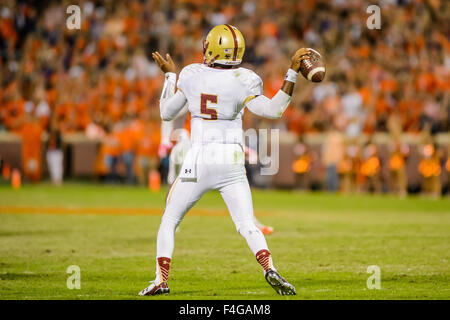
299 48 326 82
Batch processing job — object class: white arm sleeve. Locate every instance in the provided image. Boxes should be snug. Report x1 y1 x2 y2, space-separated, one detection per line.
159 72 188 121
245 89 291 119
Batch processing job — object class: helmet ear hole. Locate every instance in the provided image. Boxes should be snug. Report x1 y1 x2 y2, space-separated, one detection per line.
209 51 212 55
219 37 222 45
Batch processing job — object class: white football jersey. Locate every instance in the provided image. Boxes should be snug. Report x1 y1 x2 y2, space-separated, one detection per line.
177 63 262 145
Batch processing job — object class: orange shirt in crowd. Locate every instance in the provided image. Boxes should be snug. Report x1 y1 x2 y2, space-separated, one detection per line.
136 122 161 157
358 87 372 106
75 102 91 130
0 16 17 44
415 72 437 93
380 79 398 93
106 99 124 122
18 120 43 181
117 126 136 153
128 118 145 141
103 132 121 157
375 97 390 117
54 102 71 122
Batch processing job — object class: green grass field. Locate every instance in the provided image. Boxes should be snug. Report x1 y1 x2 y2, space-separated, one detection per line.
0 183 449 300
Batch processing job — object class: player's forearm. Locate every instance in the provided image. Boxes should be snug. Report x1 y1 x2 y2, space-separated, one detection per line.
246 90 291 119
160 72 177 100
160 91 188 121
159 72 187 121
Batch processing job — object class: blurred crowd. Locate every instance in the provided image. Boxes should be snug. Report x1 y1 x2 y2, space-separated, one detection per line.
0 0 449 194
288 135 450 198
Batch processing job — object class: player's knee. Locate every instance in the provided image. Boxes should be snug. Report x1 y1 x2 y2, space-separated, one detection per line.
160 214 181 231
236 221 261 237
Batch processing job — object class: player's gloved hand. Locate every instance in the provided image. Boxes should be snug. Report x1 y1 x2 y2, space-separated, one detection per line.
290 48 311 72
158 142 173 159
152 52 177 73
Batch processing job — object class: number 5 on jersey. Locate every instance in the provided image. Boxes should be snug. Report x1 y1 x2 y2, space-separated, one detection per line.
200 94 218 120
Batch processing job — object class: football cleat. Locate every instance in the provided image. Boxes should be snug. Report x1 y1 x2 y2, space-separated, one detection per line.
264 270 296 295
138 281 170 296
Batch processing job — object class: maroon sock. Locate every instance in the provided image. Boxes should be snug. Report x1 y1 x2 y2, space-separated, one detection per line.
157 257 171 283
255 249 272 272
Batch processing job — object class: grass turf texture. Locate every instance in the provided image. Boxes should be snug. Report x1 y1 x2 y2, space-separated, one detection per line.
0 183 449 300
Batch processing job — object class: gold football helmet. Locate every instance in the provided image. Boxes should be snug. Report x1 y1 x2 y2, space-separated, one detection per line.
203 24 245 66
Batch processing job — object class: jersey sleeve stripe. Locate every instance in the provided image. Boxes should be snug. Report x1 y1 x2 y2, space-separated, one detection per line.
243 95 258 106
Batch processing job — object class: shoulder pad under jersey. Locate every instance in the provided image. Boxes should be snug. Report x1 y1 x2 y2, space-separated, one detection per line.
233 68 263 96
178 63 204 82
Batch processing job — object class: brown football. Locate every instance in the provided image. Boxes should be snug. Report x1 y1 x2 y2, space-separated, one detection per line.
299 48 325 82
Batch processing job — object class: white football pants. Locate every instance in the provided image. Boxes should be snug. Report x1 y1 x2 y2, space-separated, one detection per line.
156 143 269 259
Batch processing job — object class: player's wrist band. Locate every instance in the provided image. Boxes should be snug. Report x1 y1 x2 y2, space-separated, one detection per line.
284 68 298 83
165 72 177 83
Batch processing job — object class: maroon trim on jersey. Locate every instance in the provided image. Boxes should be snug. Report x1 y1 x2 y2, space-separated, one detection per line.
225 24 238 61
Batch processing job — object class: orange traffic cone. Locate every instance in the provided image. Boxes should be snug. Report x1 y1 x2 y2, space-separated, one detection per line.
11 169 21 189
149 170 161 193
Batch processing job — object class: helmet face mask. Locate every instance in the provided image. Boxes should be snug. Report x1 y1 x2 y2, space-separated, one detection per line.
203 24 245 66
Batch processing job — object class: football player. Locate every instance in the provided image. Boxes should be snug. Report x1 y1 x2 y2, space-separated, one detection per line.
139 24 310 296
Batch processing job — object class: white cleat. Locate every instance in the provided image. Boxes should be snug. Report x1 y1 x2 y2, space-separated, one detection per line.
138 281 170 296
